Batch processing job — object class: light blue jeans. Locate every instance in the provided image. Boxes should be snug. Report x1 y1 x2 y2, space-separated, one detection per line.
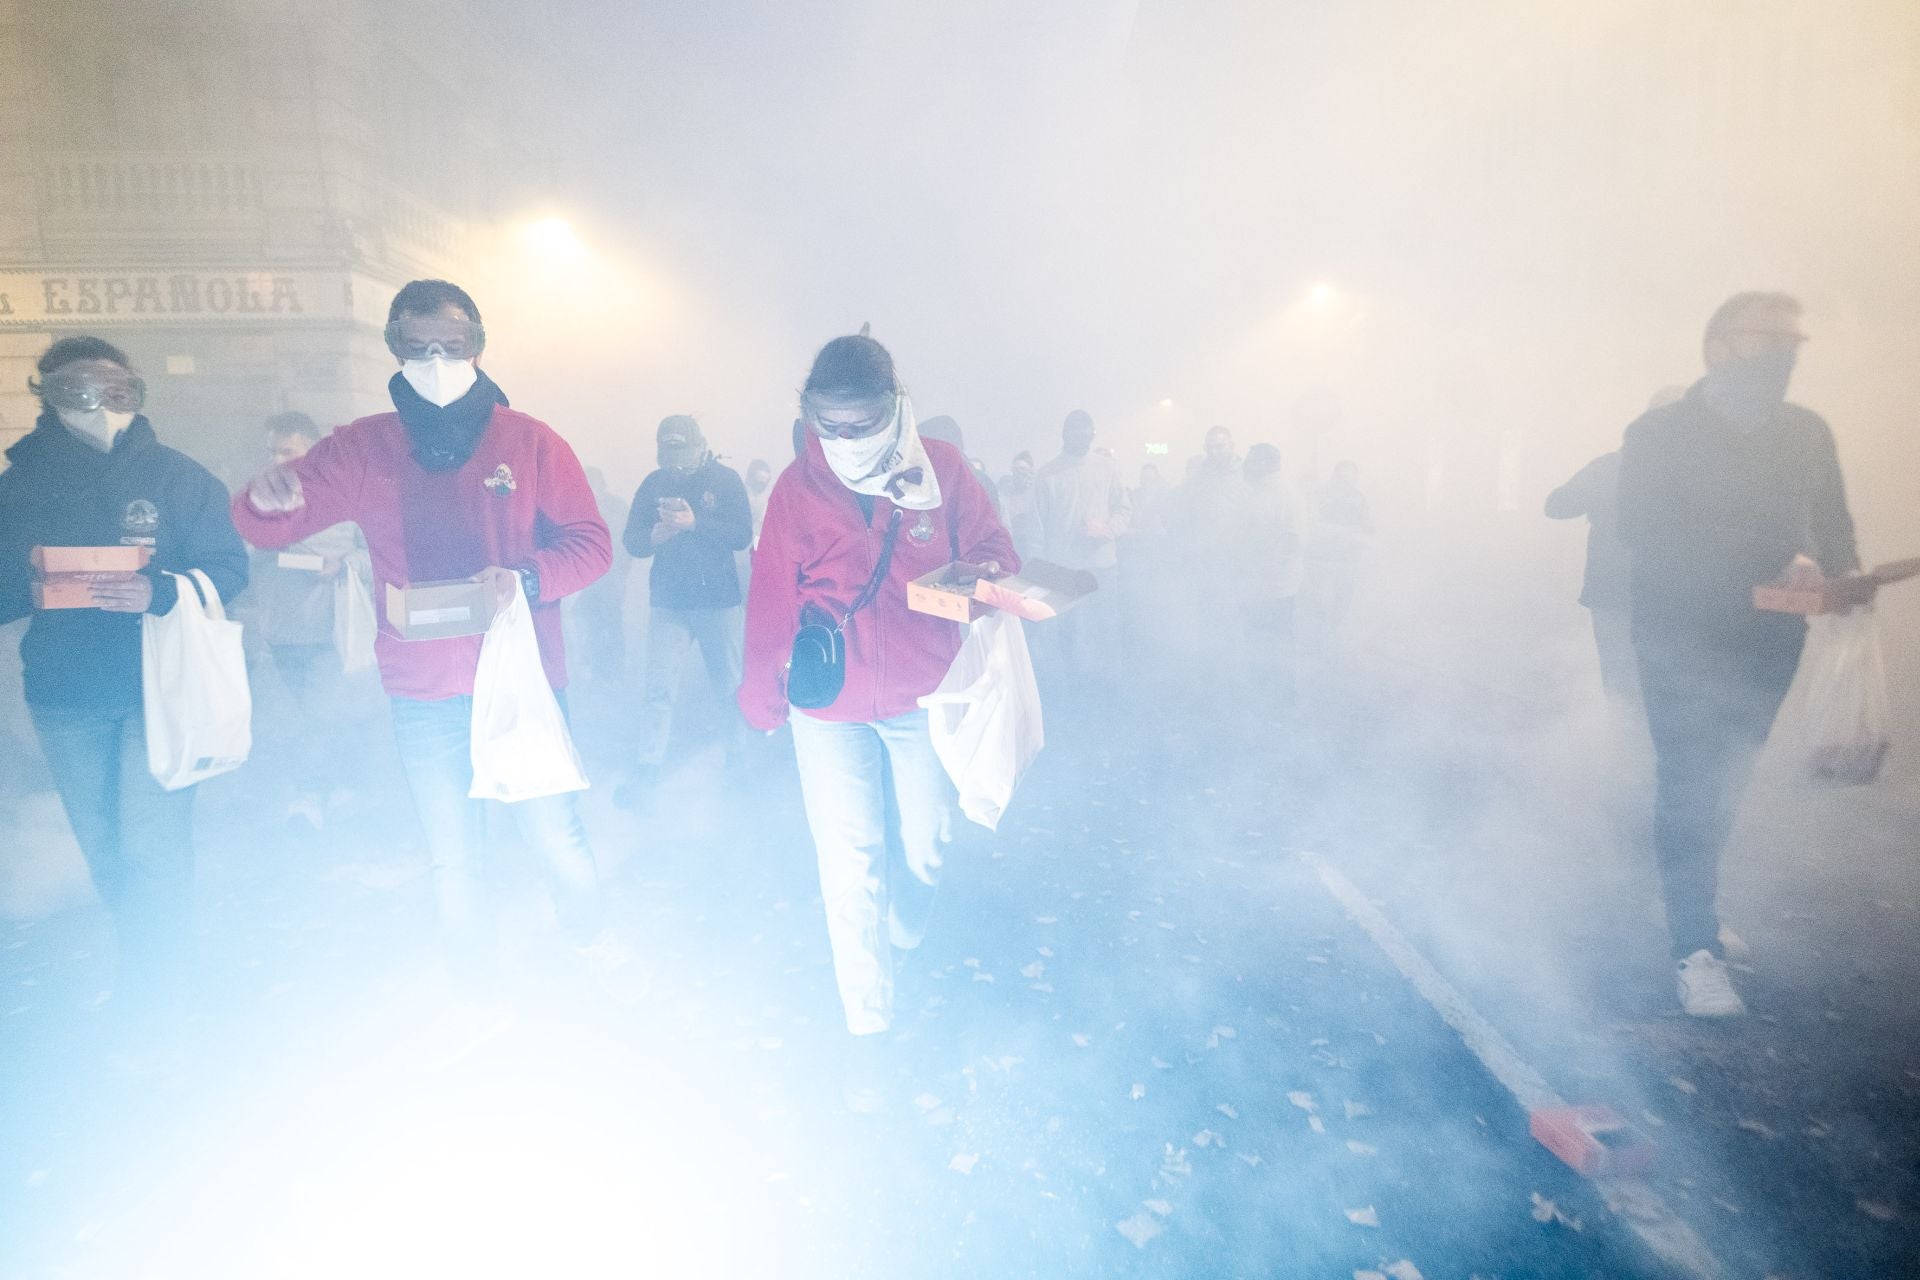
789 708 952 1036
389 695 603 977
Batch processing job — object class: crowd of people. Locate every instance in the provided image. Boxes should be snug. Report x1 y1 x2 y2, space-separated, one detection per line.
0 280 1869 1105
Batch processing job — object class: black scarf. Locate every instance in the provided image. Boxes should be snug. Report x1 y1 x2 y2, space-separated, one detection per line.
388 369 509 472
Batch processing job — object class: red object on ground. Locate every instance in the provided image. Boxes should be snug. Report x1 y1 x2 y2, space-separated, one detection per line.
1530 1104 1658 1178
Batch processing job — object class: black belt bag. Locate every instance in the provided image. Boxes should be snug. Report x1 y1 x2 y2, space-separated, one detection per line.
788 508 905 710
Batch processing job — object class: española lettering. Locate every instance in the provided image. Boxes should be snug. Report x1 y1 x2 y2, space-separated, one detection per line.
38 273 307 317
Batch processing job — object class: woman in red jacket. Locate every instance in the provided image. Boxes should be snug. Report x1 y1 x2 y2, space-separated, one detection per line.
740 335 1015 1106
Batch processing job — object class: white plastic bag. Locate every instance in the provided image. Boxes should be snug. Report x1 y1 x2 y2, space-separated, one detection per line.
334 560 377 673
1799 607 1892 786
469 580 588 802
919 611 1044 830
142 569 252 790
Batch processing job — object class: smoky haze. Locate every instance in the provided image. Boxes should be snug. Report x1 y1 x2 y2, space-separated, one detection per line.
478 0 1920 743
4 2 1919 1277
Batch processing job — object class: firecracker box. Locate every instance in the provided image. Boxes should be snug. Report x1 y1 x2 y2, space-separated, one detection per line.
384 578 495 640
32 572 145 610
1754 556 1920 616
31 545 152 574
277 551 326 571
1530 1104 1657 1179
907 559 1099 624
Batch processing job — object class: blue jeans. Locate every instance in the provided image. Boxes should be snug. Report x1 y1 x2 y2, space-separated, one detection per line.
636 606 744 767
790 708 952 1035
389 695 604 975
29 702 197 1006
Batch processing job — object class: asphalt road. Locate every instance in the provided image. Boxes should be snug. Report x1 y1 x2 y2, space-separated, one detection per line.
0 638 1913 1279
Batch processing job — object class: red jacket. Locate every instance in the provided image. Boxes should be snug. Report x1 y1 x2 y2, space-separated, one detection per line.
740 434 1017 730
231 407 609 700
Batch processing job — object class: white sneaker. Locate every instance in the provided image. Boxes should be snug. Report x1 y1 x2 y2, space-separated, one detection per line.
1676 950 1746 1018
1717 925 1751 964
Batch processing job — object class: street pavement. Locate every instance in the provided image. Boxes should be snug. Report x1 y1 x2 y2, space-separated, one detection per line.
0 631 1914 1278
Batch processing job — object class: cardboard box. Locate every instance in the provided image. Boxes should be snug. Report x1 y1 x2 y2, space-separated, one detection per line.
384 578 495 640
31 545 151 574
32 572 143 610
1529 1104 1657 1179
276 551 326 572
907 559 1100 624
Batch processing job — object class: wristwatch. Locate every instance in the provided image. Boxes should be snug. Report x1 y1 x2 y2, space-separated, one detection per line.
516 565 541 604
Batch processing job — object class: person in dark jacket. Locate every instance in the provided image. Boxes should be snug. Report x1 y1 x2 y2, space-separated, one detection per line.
1618 291 1861 1019
0 336 248 1016
1546 388 1682 710
619 415 752 802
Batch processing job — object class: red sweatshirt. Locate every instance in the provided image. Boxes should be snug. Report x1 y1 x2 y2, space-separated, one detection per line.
231 407 609 700
740 434 1017 731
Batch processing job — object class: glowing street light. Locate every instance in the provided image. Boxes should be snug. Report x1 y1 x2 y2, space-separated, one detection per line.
519 216 588 266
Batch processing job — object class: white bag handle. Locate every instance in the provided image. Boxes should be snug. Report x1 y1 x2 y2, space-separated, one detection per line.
170 568 228 622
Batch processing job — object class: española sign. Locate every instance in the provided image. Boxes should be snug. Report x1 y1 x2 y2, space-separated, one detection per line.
0 271 354 325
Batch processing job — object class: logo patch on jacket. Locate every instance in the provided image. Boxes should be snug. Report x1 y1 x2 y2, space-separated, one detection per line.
121 498 159 544
701 490 717 511
483 464 516 497
909 511 935 544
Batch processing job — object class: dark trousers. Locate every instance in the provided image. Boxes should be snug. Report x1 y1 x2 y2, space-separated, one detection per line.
28 702 198 1005
1635 624 1803 957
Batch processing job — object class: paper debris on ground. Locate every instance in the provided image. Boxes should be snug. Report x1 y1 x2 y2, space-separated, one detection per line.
1216 1103 1239 1120
1144 1199 1173 1216
1130 1083 1146 1101
914 1093 941 1111
1152 1055 1173 1070
1344 1099 1372 1120
1115 1213 1163 1248
1287 1091 1318 1114
1346 1140 1377 1156
1072 1033 1090 1047
948 1153 979 1175
1346 1205 1380 1227
1668 1076 1697 1095
1856 1199 1898 1222
1735 1118 1776 1139
1192 1129 1223 1148
1206 1025 1238 1048
1530 1192 1583 1230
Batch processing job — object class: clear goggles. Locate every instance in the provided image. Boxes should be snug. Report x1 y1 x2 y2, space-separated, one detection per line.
42 368 146 414
801 390 897 440
384 318 486 361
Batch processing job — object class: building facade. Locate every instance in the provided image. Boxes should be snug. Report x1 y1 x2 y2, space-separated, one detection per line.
0 0 562 478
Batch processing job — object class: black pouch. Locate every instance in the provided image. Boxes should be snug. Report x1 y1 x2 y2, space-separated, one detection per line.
787 605 847 710
786 508 904 711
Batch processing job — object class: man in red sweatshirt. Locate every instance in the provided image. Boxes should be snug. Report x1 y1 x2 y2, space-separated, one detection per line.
232 280 616 984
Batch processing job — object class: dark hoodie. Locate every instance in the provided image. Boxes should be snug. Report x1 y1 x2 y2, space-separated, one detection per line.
0 412 249 708
623 457 753 610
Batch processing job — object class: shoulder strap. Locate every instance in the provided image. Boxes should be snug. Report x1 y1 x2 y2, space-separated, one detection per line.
837 507 906 632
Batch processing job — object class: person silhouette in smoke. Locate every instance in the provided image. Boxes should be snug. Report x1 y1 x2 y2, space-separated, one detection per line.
617 415 752 806
233 279 631 997
1617 292 1863 1018
1033 409 1130 691
740 333 1015 1111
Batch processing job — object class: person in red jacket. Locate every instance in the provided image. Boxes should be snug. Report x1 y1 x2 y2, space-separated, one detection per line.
231 280 618 986
741 334 1016 1109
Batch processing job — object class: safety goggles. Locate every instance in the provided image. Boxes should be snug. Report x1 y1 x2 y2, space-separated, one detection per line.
42 368 146 414
384 318 486 361
801 390 897 440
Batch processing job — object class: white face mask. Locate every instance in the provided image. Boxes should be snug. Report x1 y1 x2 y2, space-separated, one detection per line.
401 356 478 407
58 407 136 451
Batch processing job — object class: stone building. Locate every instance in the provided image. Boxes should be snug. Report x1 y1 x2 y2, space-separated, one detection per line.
0 0 562 476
